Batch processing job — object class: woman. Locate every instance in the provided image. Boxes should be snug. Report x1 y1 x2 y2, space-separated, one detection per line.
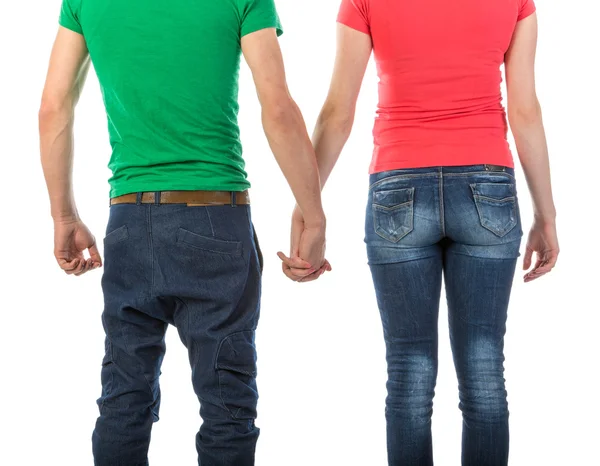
280 0 559 464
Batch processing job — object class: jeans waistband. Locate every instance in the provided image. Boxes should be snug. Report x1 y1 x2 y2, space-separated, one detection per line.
369 164 515 185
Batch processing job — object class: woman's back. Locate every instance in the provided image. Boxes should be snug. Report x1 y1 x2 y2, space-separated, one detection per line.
338 0 536 172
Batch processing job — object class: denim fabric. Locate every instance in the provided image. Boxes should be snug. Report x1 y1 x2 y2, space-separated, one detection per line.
92 201 262 466
365 165 523 466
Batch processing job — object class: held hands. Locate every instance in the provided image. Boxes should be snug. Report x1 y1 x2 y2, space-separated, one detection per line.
54 218 103 276
277 205 331 283
523 219 559 283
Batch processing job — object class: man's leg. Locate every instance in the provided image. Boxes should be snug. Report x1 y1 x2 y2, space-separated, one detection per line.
162 204 262 466
93 204 167 466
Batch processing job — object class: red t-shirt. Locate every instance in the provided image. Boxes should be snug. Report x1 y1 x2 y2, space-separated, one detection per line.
337 0 536 172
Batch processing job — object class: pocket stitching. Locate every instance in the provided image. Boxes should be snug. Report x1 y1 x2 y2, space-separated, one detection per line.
176 228 242 256
372 193 415 244
103 225 129 246
470 184 518 238
473 194 516 203
215 331 257 420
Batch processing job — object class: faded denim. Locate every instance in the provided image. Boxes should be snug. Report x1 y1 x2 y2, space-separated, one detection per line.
366 165 523 466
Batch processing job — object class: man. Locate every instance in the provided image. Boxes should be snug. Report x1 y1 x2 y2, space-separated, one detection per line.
39 0 329 464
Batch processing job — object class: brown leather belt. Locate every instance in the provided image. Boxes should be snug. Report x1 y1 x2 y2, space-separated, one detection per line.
110 190 250 206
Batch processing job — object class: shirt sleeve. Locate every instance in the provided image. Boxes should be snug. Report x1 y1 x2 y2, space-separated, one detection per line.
337 0 370 35
239 0 283 38
59 0 83 34
518 0 536 21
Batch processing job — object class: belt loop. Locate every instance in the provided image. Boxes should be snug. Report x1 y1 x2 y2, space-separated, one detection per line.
136 192 142 205
155 191 161 206
231 191 237 208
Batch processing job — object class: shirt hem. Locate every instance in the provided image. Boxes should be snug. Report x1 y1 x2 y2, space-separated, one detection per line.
58 20 83 35
241 24 283 38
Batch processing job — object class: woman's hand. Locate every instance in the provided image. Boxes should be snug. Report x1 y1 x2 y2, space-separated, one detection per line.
277 205 332 282
523 219 559 282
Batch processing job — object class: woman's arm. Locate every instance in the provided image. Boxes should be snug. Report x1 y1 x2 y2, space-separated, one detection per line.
505 13 560 281
278 24 371 281
312 24 372 189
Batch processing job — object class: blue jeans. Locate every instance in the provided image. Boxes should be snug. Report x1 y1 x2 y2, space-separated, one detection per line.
366 165 523 466
92 199 262 466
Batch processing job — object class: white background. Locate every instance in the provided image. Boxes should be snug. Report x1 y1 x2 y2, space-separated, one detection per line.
1 1 599 465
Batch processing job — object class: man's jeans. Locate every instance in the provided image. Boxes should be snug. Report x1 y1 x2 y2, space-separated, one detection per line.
366 165 523 466
92 199 262 466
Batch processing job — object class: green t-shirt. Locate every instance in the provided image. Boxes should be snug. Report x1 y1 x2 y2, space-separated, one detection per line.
59 0 283 197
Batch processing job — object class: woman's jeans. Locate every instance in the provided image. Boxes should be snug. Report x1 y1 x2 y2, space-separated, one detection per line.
366 165 523 466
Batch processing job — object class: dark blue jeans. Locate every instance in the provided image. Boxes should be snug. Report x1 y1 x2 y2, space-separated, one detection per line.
92 199 262 466
366 165 523 466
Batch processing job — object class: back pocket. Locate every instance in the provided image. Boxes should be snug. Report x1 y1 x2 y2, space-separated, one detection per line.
372 187 415 243
470 183 518 237
176 228 242 256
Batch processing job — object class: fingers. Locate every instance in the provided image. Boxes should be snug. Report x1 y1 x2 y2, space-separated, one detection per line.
290 222 303 259
57 257 82 274
88 243 103 267
281 262 314 282
277 252 313 271
523 247 533 271
278 252 331 283
524 250 559 282
75 259 95 276
66 258 86 275
57 253 101 277
299 268 327 283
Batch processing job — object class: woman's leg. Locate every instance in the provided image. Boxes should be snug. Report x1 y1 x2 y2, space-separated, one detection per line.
444 252 517 466
366 169 445 466
370 253 443 466
442 165 523 466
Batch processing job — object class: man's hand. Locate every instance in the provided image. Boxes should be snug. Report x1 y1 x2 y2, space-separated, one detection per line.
277 205 331 282
54 219 102 276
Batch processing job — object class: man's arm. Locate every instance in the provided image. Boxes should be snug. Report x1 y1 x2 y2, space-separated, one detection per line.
40 26 101 275
241 28 327 276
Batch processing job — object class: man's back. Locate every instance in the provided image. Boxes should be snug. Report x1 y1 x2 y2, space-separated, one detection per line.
60 0 282 197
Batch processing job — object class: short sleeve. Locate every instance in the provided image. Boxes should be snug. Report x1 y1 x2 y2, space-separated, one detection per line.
239 0 283 38
518 0 536 21
59 0 83 34
337 0 370 35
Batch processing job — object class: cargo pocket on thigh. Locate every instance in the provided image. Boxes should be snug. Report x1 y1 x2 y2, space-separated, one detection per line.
216 331 258 420
470 183 518 237
372 187 415 243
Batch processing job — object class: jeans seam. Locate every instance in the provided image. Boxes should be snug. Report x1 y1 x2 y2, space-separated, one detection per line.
146 206 155 294
369 173 440 189
444 171 516 180
439 169 446 237
205 207 215 237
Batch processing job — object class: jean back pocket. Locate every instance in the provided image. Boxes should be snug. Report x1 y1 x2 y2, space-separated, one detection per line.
372 187 415 243
176 228 242 256
470 183 518 237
